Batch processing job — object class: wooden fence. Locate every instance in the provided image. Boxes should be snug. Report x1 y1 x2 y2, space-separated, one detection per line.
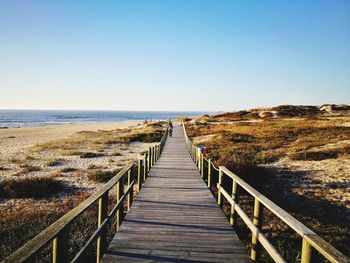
182 122 349 263
2 127 168 263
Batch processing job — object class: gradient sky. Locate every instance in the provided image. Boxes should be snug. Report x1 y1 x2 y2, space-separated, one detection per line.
0 0 349 111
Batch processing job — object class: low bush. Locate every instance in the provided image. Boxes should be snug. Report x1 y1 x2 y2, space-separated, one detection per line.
62 150 82 156
60 167 77 173
0 177 65 199
111 151 122 156
19 164 41 173
87 169 120 183
80 152 104 158
290 146 350 161
47 160 64 167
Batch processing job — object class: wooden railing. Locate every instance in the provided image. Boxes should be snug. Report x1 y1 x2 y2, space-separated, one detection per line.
182 122 349 263
2 127 168 263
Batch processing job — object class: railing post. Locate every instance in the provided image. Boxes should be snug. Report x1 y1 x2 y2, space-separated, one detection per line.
251 198 263 262
137 159 141 192
116 181 121 231
148 148 151 171
52 225 70 263
157 144 160 160
96 192 108 263
193 145 195 161
230 180 239 227
218 167 223 206
198 151 201 172
301 238 312 263
150 147 153 167
127 169 131 211
201 154 204 178
155 145 157 162
143 156 147 181
153 146 156 165
191 144 194 160
207 158 211 188
118 176 124 227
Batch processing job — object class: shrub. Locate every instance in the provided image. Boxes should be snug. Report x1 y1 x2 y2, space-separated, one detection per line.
80 152 104 158
111 151 122 156
87 169 120 183
47 160 64 167
62 150 82 156
0 177 65 199
60 167 77 173
289 146 350 161
19 164 41 173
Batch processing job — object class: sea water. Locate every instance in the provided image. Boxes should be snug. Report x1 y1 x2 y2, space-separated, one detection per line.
0 110 205 128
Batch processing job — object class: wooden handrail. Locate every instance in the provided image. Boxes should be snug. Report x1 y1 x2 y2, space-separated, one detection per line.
182 122 349 263
2 126 169 263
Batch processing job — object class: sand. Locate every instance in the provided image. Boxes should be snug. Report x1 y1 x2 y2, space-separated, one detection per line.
0 121 142 160
0 120 158 214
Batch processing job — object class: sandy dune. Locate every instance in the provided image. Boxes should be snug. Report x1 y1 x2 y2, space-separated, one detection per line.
0 121 142 160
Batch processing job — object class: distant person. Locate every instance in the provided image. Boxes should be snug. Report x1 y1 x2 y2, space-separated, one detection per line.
168 119 173 137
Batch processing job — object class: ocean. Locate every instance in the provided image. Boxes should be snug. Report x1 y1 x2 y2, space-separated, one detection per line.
0 110 206 128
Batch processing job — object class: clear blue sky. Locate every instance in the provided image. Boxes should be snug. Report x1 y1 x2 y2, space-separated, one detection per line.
0 0 349 111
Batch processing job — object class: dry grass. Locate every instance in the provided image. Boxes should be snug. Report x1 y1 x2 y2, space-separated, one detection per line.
87 169 122 183
47 158 65 167
0 192 96 262
19 164 42 173
289 145 350 161
0 177 65 199
186 117 350 260
0 122 166 260
187 119 350 168
33 123 165 155
0 166 9 171
79 152 104 158
60 167 77 173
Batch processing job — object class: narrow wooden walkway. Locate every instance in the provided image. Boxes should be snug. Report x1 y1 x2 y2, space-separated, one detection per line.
102 126 250 262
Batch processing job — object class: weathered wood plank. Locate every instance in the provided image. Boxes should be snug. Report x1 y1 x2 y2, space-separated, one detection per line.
101 126 250 262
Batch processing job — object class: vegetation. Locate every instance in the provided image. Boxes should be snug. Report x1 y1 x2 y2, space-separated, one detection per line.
60 167 77 173
0 177 65 199
0 193 98 262
87 169 121 183
47 159 64 166
289 145 350 161
34 123 165 153
0 121 167 261
18 164 41 173
186 117 350 260
187 119 350 171
79 152 104 158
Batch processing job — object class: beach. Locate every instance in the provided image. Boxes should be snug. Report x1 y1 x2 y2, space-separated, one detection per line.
0 119 163 211
0 120 142 160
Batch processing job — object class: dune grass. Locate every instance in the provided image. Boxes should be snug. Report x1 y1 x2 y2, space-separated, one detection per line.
186 118 350 260
33 123 165 156
0 177 65 199
87 169 121 183
187 119 350 169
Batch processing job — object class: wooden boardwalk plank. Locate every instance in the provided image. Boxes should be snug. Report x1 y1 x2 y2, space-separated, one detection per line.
102 126 250 262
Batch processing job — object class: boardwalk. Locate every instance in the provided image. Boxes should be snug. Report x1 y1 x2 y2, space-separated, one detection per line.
102 125 250 262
